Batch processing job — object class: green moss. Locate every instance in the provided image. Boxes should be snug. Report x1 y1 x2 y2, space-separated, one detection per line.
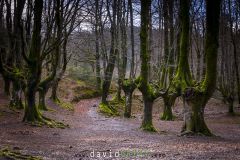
140 122 157 132
27 116 69 129
0 148 42 160
98 103 119 116
111 95 125 104
72 87 101 102
51 97 61 103
38 104 48 111
161 113 174 121
57 101 74 111
76 80 87 87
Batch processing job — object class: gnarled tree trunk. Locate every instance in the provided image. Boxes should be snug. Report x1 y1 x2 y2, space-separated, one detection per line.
181 0 221 136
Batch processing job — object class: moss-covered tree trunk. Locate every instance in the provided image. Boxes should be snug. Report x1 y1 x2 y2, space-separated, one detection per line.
38 89 48 111
161 94 176 120
137 0 156 132
181 0 221 136
182 92 211 135
23 0 43 122
141 97 155 131
123 89 133 118
160 0 176 121
95 0 101 90
10 80 24 109
123 80 136 118
160 0 169 88
101 0 117 104
173 0 192 91
24 86 41 121
121 0 136 118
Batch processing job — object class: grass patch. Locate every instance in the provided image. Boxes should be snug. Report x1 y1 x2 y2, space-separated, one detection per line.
0 148 42 160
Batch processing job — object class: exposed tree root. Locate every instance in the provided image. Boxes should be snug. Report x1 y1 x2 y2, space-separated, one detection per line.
0 148 42 160
180 131 213 137
98 103 119 116
26 116 69 129
140 122 157 132
56 101 74 111
161 114 175 121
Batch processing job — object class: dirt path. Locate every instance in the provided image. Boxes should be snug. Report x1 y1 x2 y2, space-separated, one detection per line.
1 91 240 160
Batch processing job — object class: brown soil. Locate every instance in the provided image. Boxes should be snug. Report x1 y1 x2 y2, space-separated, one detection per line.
0 83 240 159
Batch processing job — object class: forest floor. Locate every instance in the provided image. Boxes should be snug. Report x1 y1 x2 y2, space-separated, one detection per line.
0 78 240 160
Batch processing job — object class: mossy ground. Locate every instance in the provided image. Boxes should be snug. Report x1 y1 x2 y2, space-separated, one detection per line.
56 101 74 111
72 84 101 102
0 148 42 160
98 94 127 117
98 102 119 116
27 116 69 129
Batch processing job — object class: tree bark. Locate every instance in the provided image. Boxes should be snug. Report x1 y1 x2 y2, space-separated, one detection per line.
51 80 60 103
3 76 10 96
181 0 221 136
161 94 176 121
101 0 118 104
23 0 43 122
95 0 101 90
23 86 41 121
182 95 211 135
138 0 156 131
10 80 23 109
123 80 136 118
141 97 155 131
38 89 48 111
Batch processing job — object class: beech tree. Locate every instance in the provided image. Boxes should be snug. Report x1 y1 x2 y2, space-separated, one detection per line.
101 0 118 105
180 0 221 136
136 0 160 131
122 0 136 118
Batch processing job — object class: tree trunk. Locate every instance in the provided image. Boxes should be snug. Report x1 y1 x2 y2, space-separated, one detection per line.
124 90 133 118
182 97 211 136
51 80 60 103
116 79 122 101
228 100 234 114
123 80 136 118
3 77 10 96
23 86 41 122
101 0 117 104
95 0 101 90
180 0 221 136
226 95 234 114
10 81 23 109
141 97 155 131
23 0 43 122
39 90 48 111
138 0 156 132
233 42 240 104
129 0 135 79
196 53 201 80
161 95 176 121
